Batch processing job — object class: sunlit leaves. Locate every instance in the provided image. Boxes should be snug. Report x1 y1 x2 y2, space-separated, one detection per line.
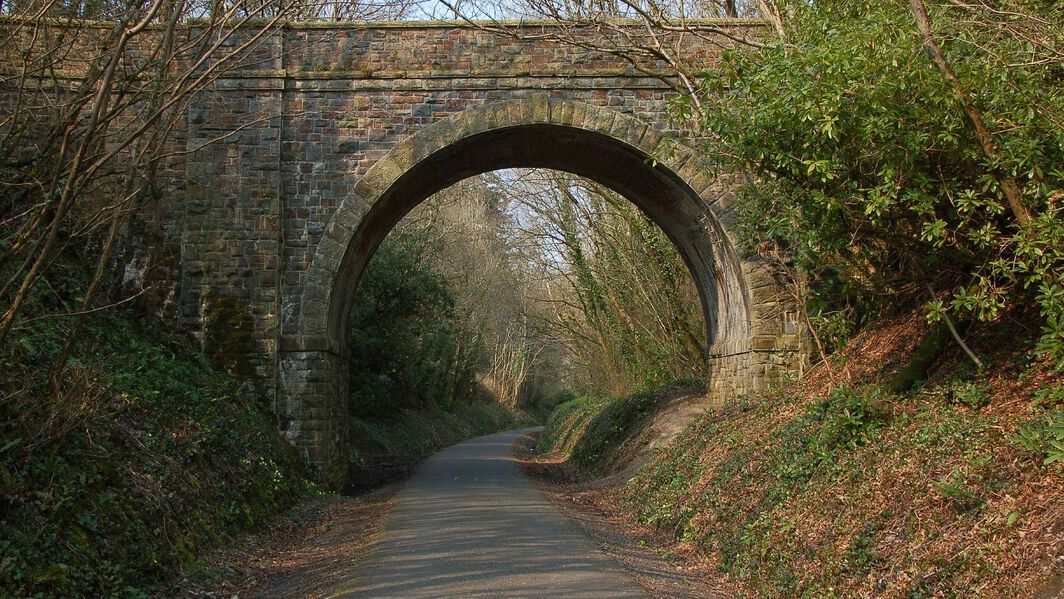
920 219 948 247
694 0 1064 362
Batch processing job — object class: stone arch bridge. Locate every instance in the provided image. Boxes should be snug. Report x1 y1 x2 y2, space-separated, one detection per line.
169 21 803 487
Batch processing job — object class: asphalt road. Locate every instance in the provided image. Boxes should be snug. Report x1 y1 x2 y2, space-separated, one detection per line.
330 428 648 598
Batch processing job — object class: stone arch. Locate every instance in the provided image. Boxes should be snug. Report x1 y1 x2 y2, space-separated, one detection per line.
280 95 800 487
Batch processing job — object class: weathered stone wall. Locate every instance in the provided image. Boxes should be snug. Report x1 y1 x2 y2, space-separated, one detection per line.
181 25 709 385
172 21 806 486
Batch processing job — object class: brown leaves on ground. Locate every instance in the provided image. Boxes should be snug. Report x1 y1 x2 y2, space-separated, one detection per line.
174 487 398 598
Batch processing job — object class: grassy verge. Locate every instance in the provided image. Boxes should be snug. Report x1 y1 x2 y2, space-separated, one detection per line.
538 382 702 475
1 300 314 597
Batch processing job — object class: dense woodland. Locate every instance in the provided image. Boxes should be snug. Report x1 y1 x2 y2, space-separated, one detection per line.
0 0 1061 595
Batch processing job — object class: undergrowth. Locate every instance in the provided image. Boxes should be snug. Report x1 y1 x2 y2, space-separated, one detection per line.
622 360 1061 595
0 264 313 597
538 382 699 474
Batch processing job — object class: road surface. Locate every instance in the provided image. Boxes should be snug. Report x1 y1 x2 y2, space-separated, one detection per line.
330 428 648 598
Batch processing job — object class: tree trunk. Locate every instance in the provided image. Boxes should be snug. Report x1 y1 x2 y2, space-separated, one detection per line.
910 0 1032 226
757 0 787 40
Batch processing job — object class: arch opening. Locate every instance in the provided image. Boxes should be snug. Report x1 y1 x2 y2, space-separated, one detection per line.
327 123 750 360
345 166 711 422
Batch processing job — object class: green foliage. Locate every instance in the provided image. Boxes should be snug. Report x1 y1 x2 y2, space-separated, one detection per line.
344 225 550 470
1024 213 1064 366
551 182 707 393
768 386 889 498
1013 410 1064 466
0 288 313 597
949 381 991 410
346 231 479 418
821 386 888 448
349 401 537 466
691 0 1064 362
566 388 672 472
537 395 607 455
538 382 703 473
1031 384 1064 409
934 466 985 512
1013 384 1064 465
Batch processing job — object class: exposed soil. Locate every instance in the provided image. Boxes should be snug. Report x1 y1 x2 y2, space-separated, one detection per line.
174 484 400 598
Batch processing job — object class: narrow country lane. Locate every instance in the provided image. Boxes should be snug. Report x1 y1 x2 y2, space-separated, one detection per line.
327 428 649 598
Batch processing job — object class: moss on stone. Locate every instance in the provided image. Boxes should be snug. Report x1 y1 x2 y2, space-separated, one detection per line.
202 290 258 379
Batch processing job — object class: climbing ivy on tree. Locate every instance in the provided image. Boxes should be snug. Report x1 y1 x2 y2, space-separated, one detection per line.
547 178 707 392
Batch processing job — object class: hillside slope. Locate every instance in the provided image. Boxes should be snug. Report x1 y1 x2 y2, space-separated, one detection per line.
0 299 314 597
538 307 1063 596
